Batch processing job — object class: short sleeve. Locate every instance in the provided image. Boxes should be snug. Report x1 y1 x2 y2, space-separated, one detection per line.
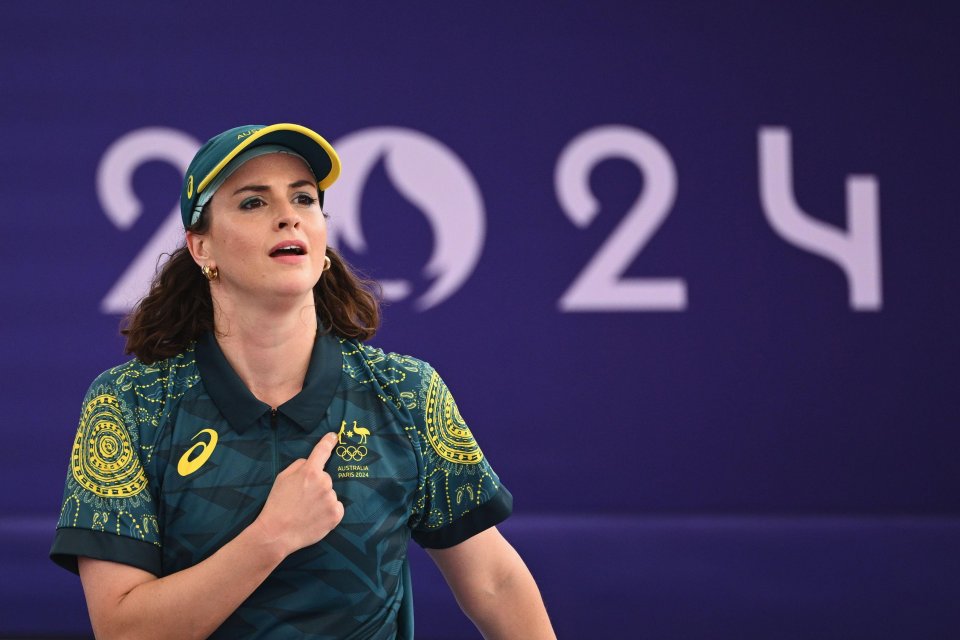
407 364 512 549
50 373 161 575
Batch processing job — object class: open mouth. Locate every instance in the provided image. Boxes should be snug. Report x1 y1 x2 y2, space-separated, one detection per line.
270 245 306 257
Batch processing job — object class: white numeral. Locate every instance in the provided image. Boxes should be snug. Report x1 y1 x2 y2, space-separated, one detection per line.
555 125 686 311
97 128 199 313
758 127 882 310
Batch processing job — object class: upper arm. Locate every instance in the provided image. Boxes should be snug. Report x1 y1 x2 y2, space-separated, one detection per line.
51 375 163 576
403 363 513 548
427 529 556 640
78 557 158 632
425 526 524 597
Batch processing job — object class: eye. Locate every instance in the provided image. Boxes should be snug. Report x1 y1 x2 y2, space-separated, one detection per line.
239 196 266 210
293 192 319 207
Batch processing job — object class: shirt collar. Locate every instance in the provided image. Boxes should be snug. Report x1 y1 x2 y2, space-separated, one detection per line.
195 329 342 433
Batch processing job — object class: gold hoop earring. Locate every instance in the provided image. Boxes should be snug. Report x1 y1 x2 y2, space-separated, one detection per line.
201 265 219 281
323 256 332 272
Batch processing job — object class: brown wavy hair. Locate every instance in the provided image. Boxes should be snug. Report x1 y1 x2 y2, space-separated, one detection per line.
121 209 381 364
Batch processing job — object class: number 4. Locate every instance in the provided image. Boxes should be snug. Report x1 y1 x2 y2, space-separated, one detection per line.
758 127 882 310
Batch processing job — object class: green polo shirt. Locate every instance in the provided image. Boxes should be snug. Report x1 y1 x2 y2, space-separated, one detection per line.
51 330 512 639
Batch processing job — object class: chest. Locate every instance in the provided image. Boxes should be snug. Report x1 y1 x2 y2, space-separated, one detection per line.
151 391 420 574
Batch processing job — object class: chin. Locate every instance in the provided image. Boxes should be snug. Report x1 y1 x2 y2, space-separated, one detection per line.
267 277 319 300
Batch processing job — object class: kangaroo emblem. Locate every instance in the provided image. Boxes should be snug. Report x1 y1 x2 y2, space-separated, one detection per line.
338 420 372 444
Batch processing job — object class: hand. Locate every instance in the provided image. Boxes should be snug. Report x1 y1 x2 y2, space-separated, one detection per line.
254 432 344 556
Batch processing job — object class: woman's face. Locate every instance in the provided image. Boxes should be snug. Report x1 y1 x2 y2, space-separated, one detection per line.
191 152 328 307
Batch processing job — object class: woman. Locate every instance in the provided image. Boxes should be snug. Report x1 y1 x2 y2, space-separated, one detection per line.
51 123 555 639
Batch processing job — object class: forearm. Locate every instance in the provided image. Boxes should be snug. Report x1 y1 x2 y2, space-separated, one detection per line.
81 519 286 640
81 433 343 640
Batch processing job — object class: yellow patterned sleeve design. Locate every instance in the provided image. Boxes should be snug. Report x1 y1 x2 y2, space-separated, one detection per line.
424 371 484 465
71 393 147 499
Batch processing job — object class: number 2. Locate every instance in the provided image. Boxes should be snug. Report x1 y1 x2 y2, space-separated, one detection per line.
555 125 687 311
97 127 199 313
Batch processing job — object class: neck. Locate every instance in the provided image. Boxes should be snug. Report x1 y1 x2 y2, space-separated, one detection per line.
211 292 318 410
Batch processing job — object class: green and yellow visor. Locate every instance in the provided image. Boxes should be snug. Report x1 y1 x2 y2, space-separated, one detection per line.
180 123 341 228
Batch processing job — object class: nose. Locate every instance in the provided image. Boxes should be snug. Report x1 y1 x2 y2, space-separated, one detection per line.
275 200 301 230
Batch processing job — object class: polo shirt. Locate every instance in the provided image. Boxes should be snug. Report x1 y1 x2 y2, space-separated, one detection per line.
51 329 512 639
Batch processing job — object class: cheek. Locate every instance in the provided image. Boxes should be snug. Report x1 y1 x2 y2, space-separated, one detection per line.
310 218 329 250
211 228 260 266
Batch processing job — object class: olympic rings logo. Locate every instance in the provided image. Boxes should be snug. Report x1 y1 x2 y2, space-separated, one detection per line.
336 445 368 461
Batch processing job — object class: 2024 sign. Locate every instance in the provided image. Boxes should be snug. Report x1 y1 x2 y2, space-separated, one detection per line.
96 125 881 313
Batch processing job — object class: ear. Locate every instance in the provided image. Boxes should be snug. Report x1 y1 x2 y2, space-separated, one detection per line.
185 231 211 266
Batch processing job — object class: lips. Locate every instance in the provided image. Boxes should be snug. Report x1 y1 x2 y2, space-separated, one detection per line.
269 240 307 257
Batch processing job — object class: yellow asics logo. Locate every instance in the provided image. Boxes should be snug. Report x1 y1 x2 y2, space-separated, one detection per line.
177 428 219 476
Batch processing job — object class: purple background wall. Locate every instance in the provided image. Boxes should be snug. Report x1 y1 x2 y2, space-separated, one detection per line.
2 2 958 638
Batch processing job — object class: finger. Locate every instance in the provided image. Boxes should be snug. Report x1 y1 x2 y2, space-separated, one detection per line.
280 458 308 476
307 431 339 467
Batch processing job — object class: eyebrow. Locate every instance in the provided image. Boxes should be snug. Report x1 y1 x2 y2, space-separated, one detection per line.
232 180 318 196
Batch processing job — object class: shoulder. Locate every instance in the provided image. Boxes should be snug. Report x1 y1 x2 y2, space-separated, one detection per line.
340 338 435 394
82 346 202 418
